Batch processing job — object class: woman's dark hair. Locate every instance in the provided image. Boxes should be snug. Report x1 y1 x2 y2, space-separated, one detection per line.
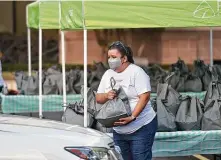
108 41 134 63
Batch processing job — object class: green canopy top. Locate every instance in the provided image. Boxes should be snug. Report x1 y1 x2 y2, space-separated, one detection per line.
27 0 221 30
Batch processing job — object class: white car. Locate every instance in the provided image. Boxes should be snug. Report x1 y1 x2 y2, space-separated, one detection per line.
0 114 121 160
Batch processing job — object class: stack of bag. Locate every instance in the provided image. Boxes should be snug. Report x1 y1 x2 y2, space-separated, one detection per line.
12 59 221 96
13 62 108 95
152 83 203 132
152 78 221 131
164 59 203 92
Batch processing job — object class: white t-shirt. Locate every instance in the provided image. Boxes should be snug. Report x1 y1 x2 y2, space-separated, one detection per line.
97 64 156 134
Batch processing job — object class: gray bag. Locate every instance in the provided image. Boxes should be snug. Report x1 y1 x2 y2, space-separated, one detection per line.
43 75 59 95
15 71 25 90
57 74 76 95
184 73 203 92
95 77 131 128
85 87 114 133
25 75 39 95
157 83 181 116
46 65 61 75
155 98 177 132
213 65 221 81
94 121 113 133
88 71 101 91
175 96 203 131
74 70 84 94
2 85 8 95
62 102 94 127
164 71 180 91
176 75 186 92
202 99 221 130
202 66 218 91
171 58 189 75
193 59 207 79
94 62 107 80
20 75 28 95
87 88 97 116
204 81 221 110
146 64 167 93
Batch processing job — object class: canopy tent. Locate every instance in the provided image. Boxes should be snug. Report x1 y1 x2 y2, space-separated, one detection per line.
27 1 221 29
26 0 219 127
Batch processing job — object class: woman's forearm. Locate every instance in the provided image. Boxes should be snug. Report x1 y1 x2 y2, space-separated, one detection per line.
96 93 108 104
132 92 150 118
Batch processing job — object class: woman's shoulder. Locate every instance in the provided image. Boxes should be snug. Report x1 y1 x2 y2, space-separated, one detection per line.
101 69 115 79
129 64 146 74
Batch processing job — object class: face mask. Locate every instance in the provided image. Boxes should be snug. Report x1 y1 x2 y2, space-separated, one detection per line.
108 57 122 70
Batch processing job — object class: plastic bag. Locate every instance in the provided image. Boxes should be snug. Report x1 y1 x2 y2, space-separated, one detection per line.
95 77 131 128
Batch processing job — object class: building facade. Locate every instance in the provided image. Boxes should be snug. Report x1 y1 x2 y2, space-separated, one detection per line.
0 2 221 65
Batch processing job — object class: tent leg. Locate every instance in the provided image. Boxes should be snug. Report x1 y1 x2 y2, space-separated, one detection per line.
83 29 88 128
39 28 43 119
210 27 213 67
27 28 31 76
61 31 67 111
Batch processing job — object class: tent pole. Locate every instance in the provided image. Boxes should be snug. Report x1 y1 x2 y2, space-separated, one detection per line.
39 28 43 119
82 0 88 128
83 29 88 128
61 31 67 111
59 0 67 111
210 27 213 67
27 28 31 76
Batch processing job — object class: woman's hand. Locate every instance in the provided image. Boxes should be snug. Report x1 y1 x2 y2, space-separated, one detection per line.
106 90 116 100
114 117 133 126
96 90 117 104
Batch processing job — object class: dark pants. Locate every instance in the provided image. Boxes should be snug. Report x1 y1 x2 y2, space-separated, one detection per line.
113 116 157 160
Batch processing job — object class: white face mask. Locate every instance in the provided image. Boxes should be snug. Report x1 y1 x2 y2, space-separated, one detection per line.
108 57 122 70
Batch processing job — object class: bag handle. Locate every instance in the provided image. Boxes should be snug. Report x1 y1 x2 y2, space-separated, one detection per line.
110 77 116 90
208 82 215 99
209 81 221 99
179 95 191 101
164 72 175 83
157 83 168 100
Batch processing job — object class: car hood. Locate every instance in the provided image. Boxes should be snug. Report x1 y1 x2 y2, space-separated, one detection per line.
0 114 111 139
0 115 116 160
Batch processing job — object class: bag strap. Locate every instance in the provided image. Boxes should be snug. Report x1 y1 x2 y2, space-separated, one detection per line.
164 72 176 83
208 82 215 99
179 95 191 101
208 80 221 99
157 83 168 100
110 77 116 90
217 81 221 99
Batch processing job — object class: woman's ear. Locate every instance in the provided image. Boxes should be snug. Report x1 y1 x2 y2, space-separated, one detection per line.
123 56 128 63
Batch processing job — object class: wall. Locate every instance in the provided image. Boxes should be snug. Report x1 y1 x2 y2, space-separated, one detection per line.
61 29 221 65
0 1 13 33
160 30 221 64
0 1 220 65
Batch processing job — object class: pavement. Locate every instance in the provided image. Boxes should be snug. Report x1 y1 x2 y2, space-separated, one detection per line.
153 155 217 160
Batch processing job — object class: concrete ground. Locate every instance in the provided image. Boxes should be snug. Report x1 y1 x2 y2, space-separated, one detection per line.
153 155 218 160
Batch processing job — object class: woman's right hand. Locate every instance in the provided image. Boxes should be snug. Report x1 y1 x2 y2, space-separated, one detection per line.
106 90 116 100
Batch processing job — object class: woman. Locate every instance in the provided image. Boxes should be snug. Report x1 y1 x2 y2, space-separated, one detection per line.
96 41 157 160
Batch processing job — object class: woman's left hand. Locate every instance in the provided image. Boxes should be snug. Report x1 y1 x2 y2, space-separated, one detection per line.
114 117 133 126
